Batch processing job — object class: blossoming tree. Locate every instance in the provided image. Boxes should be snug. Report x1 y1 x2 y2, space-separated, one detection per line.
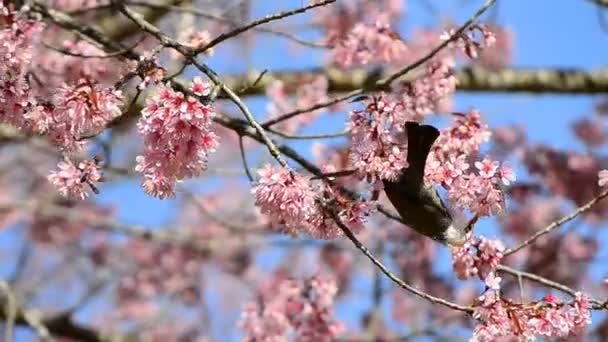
1 0 608 340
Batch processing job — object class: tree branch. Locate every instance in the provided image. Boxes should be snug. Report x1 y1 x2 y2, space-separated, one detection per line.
505 188 608 256
220 66 608 97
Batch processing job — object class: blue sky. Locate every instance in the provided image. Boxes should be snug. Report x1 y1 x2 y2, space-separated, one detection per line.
3 0 608 340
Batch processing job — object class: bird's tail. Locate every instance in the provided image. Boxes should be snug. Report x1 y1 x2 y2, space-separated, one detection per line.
404 121 440 185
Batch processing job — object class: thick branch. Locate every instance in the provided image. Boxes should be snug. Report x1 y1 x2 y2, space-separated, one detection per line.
222 67 608 96
0 298 109 342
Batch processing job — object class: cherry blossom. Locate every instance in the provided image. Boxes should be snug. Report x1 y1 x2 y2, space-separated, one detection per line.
451 236 505 281
240 274 344 342
135 80 219 199
472 279 592 341
330 17 407 67
47 156 103 200
252 164 370 238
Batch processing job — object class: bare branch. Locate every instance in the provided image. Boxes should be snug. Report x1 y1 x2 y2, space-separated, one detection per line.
326 207 474 314
193 0 337 56
505 188 608 256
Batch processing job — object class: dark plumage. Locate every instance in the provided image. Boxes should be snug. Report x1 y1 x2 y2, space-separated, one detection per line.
383 122 467 246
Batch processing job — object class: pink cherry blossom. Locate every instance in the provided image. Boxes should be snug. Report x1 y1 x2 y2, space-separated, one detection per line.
49 79 123 150
472 286 592 341
330 17 408 67
240 274 344 342
135 80 219 199
266 75 333 133
252 165 317 235
48 156 103 200
476 158 500 178
451 236 505 281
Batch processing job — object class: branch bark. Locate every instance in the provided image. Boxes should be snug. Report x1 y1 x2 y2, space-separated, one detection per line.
222 66 608 96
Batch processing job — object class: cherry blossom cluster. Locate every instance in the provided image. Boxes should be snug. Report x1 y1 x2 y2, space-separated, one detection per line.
240 274 344 342
472 278 591 341
30 201 112 245
330 17 407 67
450 236 505 281
312 0 403 46
47 156 103 200
523 146 608 218
346 56 458 183
425 112 514 216
474 24 514 70
441 24 497 60
0 6 43 130
252 164 370 238
116 239 202 319
252 164 317 235
33 39 127 91
1 7 123 151
347 95 409 182
126 54 166 91
49 80 124 150
135 77 218 199
395 58 458 121
266 75 333 133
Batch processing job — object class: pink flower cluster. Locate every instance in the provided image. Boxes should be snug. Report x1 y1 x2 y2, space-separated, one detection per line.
239 274 344 342
395 58 457 121
347 56 458 183
425 112 514 216
347 96 409 182
49 80 123 150
252 164 317 235
266 75 333 133
127 55 166 91
0 7 43 129
472 282 591 341
135 78 218 199
474 24 514 70
47 156 103 200
32 39 127 92
116 239 202 319
330 17 407 68
312 0 403 46
451 236 505 281
252 164 370 238
441 24 497 60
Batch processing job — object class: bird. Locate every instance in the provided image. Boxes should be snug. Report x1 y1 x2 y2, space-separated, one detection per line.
382 121 469 246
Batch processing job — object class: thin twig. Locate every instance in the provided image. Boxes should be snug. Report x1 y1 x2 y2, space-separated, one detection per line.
260 0 497 128
123 1 330 49
505 188 608 256
267 128 348 140
496 265 605 309
327 207 473 313
239 135 254 182
0 281 17 342
378 0 496 86
193 0 336 56
41 36 144 58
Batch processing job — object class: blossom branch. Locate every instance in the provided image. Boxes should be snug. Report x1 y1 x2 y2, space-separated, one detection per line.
123 0 331 49
326 206 473 314
115 2 290 167
192 0 337 56
260 0 497 128
496 265 606 309
505 188 608 256
378 0 496 86
1 280 103 341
